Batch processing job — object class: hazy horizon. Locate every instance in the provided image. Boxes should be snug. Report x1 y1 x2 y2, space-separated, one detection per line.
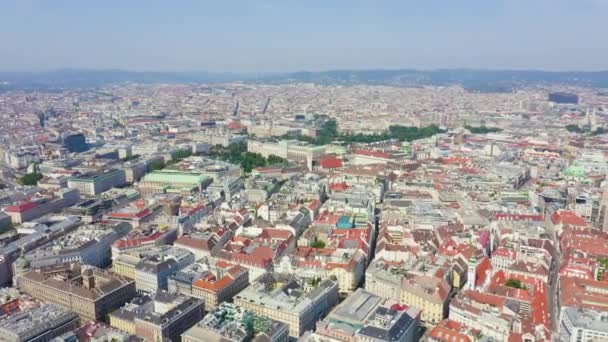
3 66 608 74
2 0 608 72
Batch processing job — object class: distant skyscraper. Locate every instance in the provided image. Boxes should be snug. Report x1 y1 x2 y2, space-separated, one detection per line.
63 133 88 153
548 92 579 104
596 188 608 232
36 112 45 127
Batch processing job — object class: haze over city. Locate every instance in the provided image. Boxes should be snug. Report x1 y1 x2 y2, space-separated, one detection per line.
1 0 608 72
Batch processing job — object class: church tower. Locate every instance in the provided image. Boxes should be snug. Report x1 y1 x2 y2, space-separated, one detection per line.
466 256 477 290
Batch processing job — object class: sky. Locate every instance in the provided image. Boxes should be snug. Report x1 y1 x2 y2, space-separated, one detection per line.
1 0 607 72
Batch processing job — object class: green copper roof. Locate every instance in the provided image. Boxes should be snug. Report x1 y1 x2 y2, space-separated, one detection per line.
564 164 586 177
142 170 208 185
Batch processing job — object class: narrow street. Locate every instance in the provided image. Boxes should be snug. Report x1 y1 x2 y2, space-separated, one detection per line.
548 230 562 337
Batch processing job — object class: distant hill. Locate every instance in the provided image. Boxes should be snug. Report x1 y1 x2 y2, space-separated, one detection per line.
258 69 608 90
1 68 608 92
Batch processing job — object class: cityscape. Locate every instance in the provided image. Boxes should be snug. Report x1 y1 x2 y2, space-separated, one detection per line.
1 1 608 342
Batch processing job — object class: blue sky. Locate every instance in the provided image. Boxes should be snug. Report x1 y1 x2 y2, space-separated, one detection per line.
1 0 607 72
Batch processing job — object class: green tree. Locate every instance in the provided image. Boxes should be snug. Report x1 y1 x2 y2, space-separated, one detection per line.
240 152 267 173
565 125 583 133
310 240 326 248
149 160 165 171
174 149 192 160
505 278 523 289
388 124 445 141
18 172 43 186
267 154 287 165
121 154 140 162
464 125 502 134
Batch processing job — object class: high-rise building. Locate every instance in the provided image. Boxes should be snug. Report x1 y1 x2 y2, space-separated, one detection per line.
63 133 88 153
548 92 579 104
596 188 608 232
118 146 133 160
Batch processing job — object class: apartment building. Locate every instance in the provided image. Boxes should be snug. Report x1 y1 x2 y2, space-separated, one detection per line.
234 273 339 338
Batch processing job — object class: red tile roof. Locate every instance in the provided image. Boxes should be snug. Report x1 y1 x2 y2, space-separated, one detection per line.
475 257 492 288
551 210 587 226
5 201 37 213
320 156 343 169
429 319 472 342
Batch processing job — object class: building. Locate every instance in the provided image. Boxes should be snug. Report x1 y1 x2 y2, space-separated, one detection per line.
234 273 339 338
112 227 178 257
131 246 195 293
427 319 473 342
118 146 133 160
314 288 421 342
190 262 249 309
279 246 368 294
548 92 579 104
124 161 147 183
0 304 80 342
365 260 450 325
22 222 131 269
65 198 113 223
206 176 244 200
16 263 136 321
53 321 141 342
181 302 289 342
110 292 204 342
174 230 232 259
448 291 513 342
248 139 326 170
63 133 88 153
596 188 608 232
105 206 154 228
4 189 79 224
68 169 126 196
560 307 608 342
0 212 11 232
0 216 81 286
168 260 249 309
190 129 247 147
4 149 40 169
138 170 211 197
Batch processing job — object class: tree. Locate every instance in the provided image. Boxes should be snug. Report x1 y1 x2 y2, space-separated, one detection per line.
565 125 583 133
464 125 502 134
121 154 140 162
267 154 287 165
240 152 267 173
310 240 326 249
18 172 43 186
209 142 289 173
174 149 192 160
388 124 445 142
505 278 523 289
149 160 165 171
